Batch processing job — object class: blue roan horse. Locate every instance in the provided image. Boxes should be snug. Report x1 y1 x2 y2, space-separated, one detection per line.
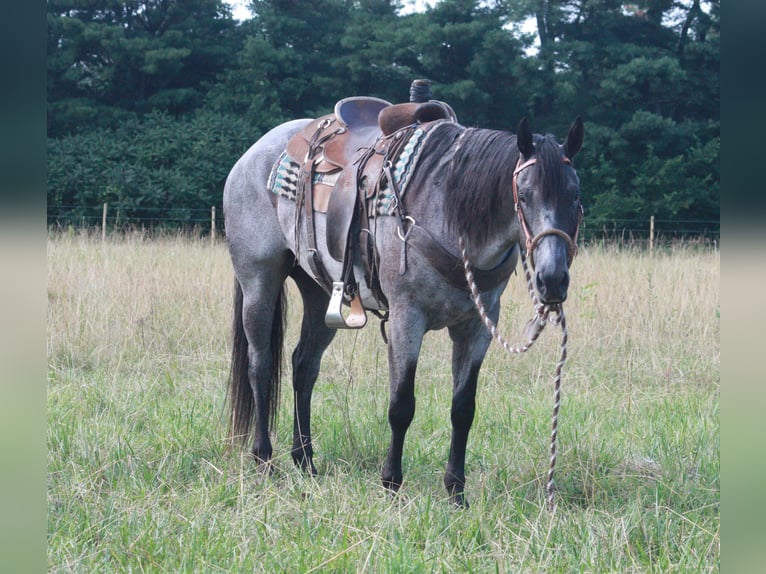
224 100 583 507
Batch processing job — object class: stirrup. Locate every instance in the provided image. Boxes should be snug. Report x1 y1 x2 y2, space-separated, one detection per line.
325 282 367 329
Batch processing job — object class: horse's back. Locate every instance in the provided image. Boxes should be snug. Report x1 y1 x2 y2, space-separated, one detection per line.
224 119 311 213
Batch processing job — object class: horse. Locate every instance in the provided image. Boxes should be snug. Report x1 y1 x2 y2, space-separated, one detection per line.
223 107 584 507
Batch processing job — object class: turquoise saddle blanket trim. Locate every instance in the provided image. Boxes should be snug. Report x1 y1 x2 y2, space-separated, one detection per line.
268 154 339 202
268 154 300 202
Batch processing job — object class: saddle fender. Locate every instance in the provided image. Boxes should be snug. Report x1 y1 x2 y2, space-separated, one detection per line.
326 165 359 262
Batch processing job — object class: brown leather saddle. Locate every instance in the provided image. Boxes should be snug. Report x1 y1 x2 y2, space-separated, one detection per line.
282 95 456 329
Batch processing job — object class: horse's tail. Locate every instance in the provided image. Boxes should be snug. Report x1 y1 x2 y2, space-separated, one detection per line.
228 279 286 446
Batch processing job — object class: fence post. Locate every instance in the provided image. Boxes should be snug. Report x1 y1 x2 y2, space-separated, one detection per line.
102 203 108 242
211 206 216 245
649 215 655 255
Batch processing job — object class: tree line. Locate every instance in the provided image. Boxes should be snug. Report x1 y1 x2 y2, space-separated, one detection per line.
47 0 719 233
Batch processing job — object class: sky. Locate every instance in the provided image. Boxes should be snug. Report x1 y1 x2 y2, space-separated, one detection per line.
225 0 438 20
225 0 249 20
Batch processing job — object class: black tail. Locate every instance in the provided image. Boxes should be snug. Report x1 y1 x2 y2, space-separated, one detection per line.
228 279 286 446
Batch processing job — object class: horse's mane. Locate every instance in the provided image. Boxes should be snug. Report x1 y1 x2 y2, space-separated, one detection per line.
409 123 566 247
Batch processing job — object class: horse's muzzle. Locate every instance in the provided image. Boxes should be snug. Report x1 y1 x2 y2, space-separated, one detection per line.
526 229 575 304
535 267 570 304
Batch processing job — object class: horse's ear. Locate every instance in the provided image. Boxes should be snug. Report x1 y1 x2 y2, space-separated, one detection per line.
516 117 534 158
564 116 584 158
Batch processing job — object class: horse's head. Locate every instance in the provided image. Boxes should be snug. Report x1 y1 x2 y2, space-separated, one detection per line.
514 117 584 304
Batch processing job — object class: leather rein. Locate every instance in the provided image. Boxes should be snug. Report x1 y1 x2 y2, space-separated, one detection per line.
512 156 584 269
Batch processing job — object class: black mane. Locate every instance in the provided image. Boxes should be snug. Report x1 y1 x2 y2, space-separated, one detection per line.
444 127 517 247
533 133 567 204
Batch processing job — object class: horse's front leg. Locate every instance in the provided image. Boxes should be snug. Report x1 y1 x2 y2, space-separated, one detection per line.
444 318 493 508
381 313 425 494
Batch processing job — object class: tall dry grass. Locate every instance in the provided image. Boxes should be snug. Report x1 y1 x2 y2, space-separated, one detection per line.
47 232 719 572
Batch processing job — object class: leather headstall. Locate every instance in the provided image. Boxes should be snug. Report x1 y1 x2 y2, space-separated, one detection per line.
512 155 583 270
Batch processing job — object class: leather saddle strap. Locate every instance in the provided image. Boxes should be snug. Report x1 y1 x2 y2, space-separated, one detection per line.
302 158 334 292
406 224 518 292
296 118 345 293
354 145 388 309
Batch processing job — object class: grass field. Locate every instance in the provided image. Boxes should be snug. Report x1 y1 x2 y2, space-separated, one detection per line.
47 232 719 572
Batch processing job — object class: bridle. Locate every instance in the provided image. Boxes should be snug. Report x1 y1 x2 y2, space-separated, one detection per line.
460 154 583 509
512 156 584 270
455 151 585 512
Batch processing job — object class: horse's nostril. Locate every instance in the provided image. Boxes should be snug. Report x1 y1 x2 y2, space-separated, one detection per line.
535 271 546 295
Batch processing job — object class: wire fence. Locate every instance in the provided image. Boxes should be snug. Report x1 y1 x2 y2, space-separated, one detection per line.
47 203 720 248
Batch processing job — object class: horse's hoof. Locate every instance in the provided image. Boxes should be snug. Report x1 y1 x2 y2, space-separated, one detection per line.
382 476 403 494
450 492 470 509
252 458 275 476
446 482 469 508
292 455 318 477
291 442 318 476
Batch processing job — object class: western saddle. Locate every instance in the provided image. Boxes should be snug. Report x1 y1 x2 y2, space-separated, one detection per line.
281 83 457 329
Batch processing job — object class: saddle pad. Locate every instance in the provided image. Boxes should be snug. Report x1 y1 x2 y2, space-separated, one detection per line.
372 126 429 216
268 153 299 201
268 152 340 209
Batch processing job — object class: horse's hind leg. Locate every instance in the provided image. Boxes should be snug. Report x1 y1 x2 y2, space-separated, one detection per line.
444 319 492 508
289 268 336 475
238 270 290 467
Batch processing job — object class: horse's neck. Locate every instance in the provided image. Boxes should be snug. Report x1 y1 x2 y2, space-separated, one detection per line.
406 186 519 272
455 187 520 271
467 216 520 271
401 126 521 272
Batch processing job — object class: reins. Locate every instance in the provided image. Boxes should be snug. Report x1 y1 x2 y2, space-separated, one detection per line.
459 235 569 512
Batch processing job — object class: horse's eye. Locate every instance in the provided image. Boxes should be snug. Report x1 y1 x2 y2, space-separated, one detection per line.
518 193 527 206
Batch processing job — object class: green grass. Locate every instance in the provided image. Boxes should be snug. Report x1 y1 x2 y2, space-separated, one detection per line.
48 232 719 572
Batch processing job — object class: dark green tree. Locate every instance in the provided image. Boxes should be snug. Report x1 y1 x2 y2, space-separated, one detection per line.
47 0 239 137
497 0 719 225
205 0 361 131
47 109 256 225
385 0 528 128
47 0 719 233
334 0 414 101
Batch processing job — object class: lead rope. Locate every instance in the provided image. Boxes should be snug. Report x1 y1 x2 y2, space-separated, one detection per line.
458 236 567 511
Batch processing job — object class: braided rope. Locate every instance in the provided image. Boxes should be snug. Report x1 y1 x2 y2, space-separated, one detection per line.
458 236 568 511
547 306 566 511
